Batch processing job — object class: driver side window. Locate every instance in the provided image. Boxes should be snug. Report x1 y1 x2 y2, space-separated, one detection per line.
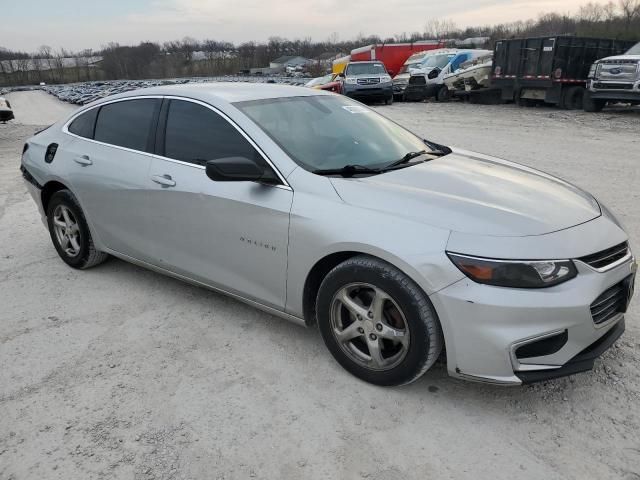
162 100 277 183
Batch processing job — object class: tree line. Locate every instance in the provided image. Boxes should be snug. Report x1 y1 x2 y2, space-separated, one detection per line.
1 0 638 86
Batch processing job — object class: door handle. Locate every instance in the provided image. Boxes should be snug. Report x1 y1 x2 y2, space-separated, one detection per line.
73 155 92 166
151 174 176 188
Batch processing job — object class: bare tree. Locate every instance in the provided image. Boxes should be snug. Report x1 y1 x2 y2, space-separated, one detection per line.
579 2 605 22
619 0 640 30
424 18 458 39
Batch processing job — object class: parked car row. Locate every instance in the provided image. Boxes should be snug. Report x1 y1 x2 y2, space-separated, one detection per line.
306 37 639 112
40 76 309 105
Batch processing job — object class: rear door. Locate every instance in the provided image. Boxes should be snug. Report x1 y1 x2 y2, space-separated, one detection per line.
146 98 293 310
64 97 161 261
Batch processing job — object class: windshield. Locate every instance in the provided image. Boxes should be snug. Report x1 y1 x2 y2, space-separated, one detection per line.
423 54 455 69
345 63 387 76
235 96 431 172
626 42 640 55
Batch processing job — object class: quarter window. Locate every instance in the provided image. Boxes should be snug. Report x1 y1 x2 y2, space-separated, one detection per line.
164 100 261 166
94 99 160 151
68 108 98 139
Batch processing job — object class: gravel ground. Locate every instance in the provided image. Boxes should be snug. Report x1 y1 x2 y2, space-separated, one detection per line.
1 92 639 480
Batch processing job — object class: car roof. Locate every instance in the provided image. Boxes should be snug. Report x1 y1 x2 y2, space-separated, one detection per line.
106 82 332 104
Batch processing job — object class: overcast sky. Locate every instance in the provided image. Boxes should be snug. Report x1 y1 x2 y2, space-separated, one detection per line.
3 0 595 52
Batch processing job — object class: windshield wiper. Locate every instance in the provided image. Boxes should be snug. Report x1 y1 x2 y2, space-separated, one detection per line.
313 164 382 177
384 147 450 170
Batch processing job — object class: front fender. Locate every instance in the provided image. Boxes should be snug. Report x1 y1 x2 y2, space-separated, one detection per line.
284 173 463 318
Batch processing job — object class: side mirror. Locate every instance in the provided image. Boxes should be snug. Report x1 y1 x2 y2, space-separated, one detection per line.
205 156 265 182
427 68 440 80
338 72 346 78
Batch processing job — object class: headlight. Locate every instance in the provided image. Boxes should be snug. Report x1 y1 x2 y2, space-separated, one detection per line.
588 63 597 78
447 253 577 288
380 75 392 83
345 77 357 84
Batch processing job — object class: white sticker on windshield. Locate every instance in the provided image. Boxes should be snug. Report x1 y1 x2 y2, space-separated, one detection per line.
342 105 370 114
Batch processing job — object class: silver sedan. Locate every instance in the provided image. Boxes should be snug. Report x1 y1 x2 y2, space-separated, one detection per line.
21 83 636 386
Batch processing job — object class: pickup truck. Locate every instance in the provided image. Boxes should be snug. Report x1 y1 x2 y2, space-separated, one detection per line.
584 42 640 112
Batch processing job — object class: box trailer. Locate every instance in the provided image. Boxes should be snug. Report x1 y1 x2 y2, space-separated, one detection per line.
491 36 636 108
349 41 444 77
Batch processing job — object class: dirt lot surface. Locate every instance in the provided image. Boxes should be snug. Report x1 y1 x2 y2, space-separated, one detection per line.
1 92 639 480
3 90 75 125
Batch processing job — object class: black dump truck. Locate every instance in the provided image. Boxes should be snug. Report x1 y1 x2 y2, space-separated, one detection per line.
491 36 636 108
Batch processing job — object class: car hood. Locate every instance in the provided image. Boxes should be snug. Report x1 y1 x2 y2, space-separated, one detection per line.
393 73 411 83
598 55 640 63
329 149 601 237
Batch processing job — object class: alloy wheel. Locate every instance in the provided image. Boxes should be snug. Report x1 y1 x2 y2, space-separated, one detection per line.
52 205 82 257
330 283 410 371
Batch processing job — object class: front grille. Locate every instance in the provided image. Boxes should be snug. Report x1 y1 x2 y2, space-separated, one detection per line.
593 82 634 90
601 60 639 65
590 277 631 324
357 78 380 85
409 76 426 85
579 242 629 269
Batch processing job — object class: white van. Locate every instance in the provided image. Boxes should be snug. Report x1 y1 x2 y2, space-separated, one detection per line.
402 49 492 101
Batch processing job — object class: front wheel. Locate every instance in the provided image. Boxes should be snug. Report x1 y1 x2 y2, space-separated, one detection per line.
384 95 394 105
435 85 450 102
560 86 585 110
316 255 443 386
46 189 109 269
583 92 606 112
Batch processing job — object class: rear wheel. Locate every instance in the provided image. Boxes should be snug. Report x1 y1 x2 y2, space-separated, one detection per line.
316 255 443 386
46 190 109 269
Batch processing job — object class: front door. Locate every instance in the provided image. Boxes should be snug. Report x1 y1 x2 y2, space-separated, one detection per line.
146 98 293 310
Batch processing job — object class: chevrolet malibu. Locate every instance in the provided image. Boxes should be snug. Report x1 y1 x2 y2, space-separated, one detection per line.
21 84 636 386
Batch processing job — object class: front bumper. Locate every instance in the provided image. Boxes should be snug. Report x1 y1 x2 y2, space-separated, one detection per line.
343 84 393 100
430 252 636 385
516 319 625 384
588 79 640 101
402 83 440 101
393 83 408 94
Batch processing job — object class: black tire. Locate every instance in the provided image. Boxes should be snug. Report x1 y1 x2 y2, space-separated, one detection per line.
384 95 394 105
46 189 109 269
316 255 443 386
435 85 450 102
560 86 585 110
583 92 605 112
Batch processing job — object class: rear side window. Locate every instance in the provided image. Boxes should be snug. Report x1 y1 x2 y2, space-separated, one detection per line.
94 99 160 151
163 100 260 165
68 108 98 139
